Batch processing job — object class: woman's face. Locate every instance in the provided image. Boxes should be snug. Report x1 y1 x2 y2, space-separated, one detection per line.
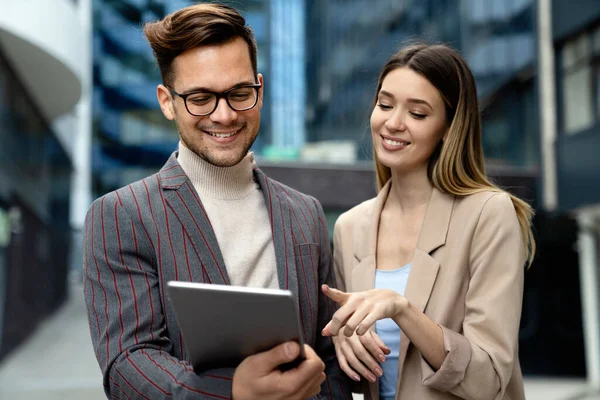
371 67 448 174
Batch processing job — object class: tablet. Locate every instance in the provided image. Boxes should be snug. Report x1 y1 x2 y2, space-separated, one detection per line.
166 281 306 372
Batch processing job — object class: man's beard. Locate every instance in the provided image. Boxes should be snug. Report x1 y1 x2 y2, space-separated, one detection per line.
176 120 256 167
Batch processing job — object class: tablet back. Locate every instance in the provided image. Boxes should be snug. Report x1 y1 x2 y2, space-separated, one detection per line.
166 281 305 372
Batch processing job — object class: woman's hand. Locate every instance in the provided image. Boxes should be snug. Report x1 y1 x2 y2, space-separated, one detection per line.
333 330 390 383
321 284 409 337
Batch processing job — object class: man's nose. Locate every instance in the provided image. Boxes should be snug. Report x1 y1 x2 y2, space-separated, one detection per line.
210 98 237 124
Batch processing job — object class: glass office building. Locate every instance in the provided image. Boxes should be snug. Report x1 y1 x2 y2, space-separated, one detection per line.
0 0 85 362
305 0 537 168
94 0 538 173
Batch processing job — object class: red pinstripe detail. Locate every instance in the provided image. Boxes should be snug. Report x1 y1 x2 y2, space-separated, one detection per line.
113 203 130 353
306 199 335 318
115 191 124 207
275 182 316 237
272 183 289 289
288 203 309 243
142 181 166 311
156 176 178 282
108 376 133 400
97 198 113 367
87 203 101 342
314 203 332 265
287 202 319 323
297 290 307 341
162 174 187 180
174 188 227 283
140 350 230 399
114 193 140 345
297 244 314 328
307 240 318 298
290 230 307 340
162 164 180 173
128 186 156 253
265 176 275 240
158 350 195 372
182 227 193 281
165 201 213 284
130 221 155 341
122 358 164 397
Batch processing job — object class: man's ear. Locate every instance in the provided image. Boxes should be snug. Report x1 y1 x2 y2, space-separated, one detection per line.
256 73 264 110
157 84 175 121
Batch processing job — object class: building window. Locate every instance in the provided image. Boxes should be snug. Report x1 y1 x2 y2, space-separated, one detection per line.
561 25 600 135
594 25 600 119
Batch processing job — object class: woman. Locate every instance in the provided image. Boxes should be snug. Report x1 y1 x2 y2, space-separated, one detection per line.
321 43 535 400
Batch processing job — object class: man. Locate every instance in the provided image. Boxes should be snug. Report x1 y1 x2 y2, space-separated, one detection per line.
83 3 351 399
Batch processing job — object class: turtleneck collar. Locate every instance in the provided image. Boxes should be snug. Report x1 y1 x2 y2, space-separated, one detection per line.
177 141 257 200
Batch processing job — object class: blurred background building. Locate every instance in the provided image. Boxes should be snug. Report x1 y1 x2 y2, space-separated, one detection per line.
0 0 600 398
0 0 92 362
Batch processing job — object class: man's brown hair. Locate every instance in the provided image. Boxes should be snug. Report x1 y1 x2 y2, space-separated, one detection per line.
143 3 258 87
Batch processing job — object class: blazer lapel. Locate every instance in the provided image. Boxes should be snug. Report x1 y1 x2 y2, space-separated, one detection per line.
254 169 299 297
159 152 230 285
397 187 454 379
352 181 391 293
352 182 391 400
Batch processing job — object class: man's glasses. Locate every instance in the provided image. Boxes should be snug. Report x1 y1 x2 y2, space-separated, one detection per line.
167 84 262 116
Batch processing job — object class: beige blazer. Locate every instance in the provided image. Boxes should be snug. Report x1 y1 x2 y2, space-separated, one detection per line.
333 182 526 400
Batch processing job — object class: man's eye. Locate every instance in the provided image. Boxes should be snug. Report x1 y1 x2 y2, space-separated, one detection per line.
189 96 212 104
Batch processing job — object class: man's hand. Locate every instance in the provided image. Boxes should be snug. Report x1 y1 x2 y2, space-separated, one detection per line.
232 342 326 400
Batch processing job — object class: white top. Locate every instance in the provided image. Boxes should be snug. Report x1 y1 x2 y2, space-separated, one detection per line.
177 142 278 289
375 263 412 400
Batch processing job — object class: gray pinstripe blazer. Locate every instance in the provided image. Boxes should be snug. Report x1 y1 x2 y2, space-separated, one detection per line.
83 152 352 399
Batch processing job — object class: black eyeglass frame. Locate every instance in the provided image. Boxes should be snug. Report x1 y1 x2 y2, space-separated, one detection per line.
166 83 262 116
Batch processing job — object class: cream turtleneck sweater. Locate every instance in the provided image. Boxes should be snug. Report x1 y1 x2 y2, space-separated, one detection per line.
177 142 278 289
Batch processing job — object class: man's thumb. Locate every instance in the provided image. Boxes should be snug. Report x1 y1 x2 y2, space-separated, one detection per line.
262 342 299 369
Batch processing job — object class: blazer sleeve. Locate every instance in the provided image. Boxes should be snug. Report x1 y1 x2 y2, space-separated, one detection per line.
419 193 526 400
332 217 347 293
311 198 354 400
83 192 235 399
